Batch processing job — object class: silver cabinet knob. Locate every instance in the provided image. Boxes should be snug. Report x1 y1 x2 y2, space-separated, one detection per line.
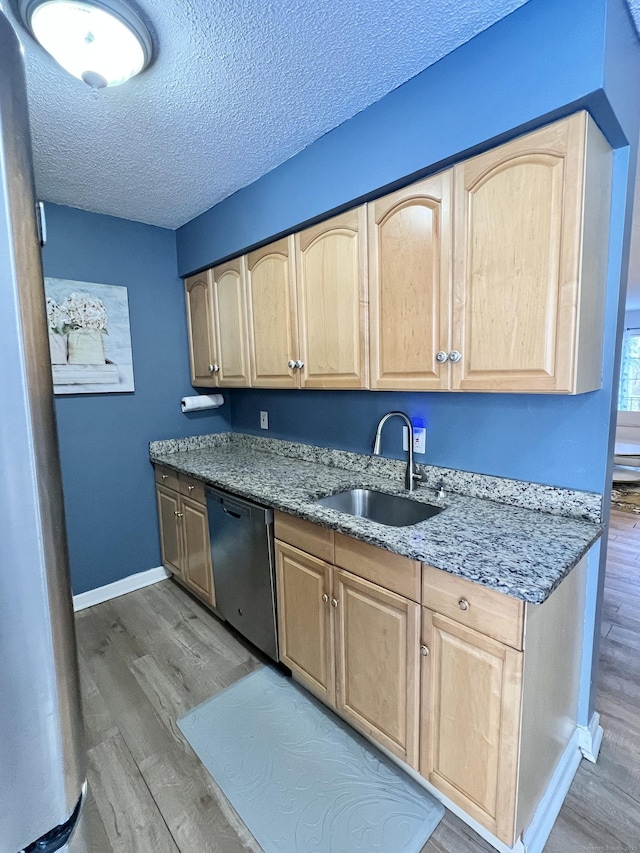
295 360 304 369
188 485 195 492
208 364 214 372
458 598 469 611
448 350 462 363
435 351 449 364
288 359 297 369
174 510 184 518
322 594 329 603
420 645 430 657
213 364 220 373
161 474 168 480
331 598 338 608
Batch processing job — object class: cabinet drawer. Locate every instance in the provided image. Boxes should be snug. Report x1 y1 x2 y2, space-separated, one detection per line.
274 511 335 563
334 533 421 603
155 465 179 491
178 473 206 503
422 565 524 650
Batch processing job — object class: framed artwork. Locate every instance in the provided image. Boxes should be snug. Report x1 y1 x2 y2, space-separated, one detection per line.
45 278 135 394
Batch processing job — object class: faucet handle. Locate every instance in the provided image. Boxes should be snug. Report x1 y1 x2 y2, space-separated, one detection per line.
436 480 446 498
412 466 427 483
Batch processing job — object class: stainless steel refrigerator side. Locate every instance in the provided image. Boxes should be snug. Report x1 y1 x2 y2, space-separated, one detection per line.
0 13 86 853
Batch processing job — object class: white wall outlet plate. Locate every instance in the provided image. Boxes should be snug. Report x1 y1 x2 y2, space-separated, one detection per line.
413 427 426 454
403 424 426 453
260 411 269 429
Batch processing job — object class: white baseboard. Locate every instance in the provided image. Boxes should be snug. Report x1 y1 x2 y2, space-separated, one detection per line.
73 566 170 612
521 729 583 853
577 711 604 762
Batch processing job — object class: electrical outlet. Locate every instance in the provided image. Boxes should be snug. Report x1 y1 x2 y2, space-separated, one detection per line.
260 411 269 429
403 423 426 453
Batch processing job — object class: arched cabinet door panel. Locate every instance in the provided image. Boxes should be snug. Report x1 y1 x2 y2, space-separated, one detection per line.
452 111 611 394
184 270 217 387
296 207 368 389
368 171 452 391
246 236 300 388
211 257 250 387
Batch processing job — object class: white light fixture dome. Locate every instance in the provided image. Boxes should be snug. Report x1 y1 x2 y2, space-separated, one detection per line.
20 0 153 88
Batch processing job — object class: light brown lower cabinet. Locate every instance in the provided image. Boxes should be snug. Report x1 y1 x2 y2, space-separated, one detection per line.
420 560 587 846
275 538 421 768
156 483 183 577
275 511 588 849
420 609 523 843
275 540 334 704
334 568 420 767
155 466 215 608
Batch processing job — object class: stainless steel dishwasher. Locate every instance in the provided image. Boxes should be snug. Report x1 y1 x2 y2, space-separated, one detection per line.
205 487 279 661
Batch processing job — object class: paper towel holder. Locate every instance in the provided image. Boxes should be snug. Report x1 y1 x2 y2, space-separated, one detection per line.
181 394 224 413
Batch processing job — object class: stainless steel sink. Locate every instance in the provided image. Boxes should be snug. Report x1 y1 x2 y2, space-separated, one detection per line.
314 488 443 527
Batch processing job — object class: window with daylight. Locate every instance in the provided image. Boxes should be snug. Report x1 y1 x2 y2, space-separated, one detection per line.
618 328 640 411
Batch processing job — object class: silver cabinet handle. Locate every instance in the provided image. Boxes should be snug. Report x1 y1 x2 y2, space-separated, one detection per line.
295 360 304 369
161 474 168 480
322 594 329 603
331 598 338 608
435 351 449 364
420 645 430 656
458 598 469 611
188 485 195 492
288 360 296 369
448 350 462 363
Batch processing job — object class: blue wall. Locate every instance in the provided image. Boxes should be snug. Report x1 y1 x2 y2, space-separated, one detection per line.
229 389 606 491
43 204 230 595
176 0 640 499
175 0 640 720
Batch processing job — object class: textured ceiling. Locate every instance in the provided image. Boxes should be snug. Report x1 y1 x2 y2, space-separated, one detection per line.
5 0 640 310
3 0 530 230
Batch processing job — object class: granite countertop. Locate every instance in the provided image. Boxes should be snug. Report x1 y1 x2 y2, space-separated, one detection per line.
150 434 603 605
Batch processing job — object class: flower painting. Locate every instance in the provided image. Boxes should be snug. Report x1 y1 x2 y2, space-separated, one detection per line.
44 278 134 394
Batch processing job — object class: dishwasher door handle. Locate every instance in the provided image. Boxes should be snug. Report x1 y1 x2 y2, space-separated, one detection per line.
222 506 242 519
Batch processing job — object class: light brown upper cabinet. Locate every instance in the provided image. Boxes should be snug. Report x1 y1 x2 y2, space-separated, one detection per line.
185 111 611 394
246 236 300 388
452 111 612 393
211 257 251 387
245 210 368 389
184 261 250 388
185 269 217 387
368 171 452 391
295 207 368 388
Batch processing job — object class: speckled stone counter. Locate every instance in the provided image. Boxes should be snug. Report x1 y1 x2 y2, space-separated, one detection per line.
150 433 603 605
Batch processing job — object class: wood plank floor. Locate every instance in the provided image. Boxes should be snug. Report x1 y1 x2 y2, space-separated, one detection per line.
76 515 640 852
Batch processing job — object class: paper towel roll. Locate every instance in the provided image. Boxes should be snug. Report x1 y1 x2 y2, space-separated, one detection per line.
181 394 224 413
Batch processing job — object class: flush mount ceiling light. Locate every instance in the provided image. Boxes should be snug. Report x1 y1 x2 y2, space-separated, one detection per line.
20 0 153 88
